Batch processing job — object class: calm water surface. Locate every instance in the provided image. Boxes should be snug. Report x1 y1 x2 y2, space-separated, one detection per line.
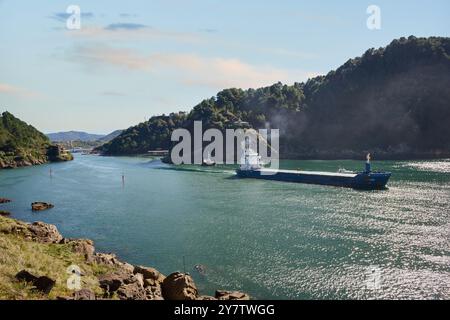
1 155 449 299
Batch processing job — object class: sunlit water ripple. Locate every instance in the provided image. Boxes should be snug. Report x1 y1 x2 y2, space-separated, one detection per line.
0 156 449 299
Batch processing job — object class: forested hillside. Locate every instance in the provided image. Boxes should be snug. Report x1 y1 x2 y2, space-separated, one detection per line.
97 36 450 159
0 112 73 168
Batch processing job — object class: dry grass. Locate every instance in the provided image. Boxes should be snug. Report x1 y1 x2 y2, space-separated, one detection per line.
0 216 114 300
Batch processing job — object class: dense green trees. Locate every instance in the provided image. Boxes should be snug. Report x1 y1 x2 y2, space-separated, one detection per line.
0 112 72 168
98 36 450 159
98 113 188 155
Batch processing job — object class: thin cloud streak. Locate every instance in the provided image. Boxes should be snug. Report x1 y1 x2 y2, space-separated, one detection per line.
66 25 202 43
105 23 148 31
49 12 94 22
69 45 319 89
0 83 42 99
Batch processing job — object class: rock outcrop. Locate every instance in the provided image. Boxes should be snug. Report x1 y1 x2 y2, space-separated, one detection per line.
31 202 54 211
99 270 147 300
215 290 250 300
27 221 63 243
0 198 11 204
161 272 198 300
74 289 96 300
134 266 165 300
46 145 73 162
2 220 63 244
61 238 95 262
2 216 250 300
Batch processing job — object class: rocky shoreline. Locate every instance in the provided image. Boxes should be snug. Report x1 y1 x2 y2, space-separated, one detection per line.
0 145 73 169
0 216 249 300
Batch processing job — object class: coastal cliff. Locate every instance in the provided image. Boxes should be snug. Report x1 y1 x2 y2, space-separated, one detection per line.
0 112 73 169
0 216 248 300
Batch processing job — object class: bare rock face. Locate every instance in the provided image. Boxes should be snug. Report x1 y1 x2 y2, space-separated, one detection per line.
134 266 166 285
116 280 146 300
74 289 96 300
93 252 134 274
215 290 250 300
161 272 198 300
98 271 129 294
27 221 63 244
64 239 95 262
197 295 218 300
145 285 164 300
31 202 54 211
98 271 146 300
4 221 63 244
134 266 165 300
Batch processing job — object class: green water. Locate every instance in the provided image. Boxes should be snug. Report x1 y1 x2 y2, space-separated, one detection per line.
1 155 449 299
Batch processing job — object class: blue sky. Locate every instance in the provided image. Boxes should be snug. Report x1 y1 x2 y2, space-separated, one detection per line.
0 0 449 134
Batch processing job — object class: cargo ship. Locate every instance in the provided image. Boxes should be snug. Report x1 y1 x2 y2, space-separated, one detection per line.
236 148 391 190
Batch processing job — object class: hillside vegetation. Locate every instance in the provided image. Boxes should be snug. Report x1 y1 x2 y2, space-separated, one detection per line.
0 112 73 168
97 36 450 159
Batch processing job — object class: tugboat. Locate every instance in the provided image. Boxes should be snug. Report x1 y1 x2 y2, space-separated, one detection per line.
236 142 391 190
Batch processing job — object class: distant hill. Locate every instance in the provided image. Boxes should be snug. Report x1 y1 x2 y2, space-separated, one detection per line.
97 130 123 143
0 112 73 168
47 131 106 142
48 130 124 150
97 36 450 159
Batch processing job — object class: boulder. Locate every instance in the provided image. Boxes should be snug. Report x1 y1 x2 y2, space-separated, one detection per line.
134 266 166 285
34 276 56 294
74 289 96 300
15 270 38 283
93 252 134 274
98 272 129 294
161 272 198 300
197 295 218 300
132 266 165 300
31 202 54 211
100 271 147 300
0 198 11 204
98 271 144 297
116 282 146 300
145 285 164 300
15 270 55 294
65 239 95 262
27 221 63 244
120 262 135 274
0 210 11 216
215 290 250 300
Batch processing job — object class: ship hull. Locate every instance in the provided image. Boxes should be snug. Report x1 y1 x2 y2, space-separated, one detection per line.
236 168 391 190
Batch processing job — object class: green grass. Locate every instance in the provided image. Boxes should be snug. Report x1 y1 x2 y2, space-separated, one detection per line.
0 216 114 300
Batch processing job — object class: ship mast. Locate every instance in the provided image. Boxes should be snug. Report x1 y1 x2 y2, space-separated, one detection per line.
365 153 371 173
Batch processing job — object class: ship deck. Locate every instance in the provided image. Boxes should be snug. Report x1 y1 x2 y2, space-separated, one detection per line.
257 168 358 178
